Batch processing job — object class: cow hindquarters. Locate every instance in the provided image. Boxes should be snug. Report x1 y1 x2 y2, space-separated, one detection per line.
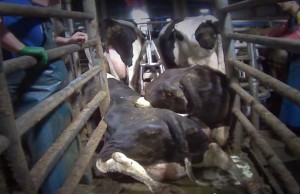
96 152 185 194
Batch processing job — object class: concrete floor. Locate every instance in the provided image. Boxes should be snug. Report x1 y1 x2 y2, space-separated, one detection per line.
75 176 248 194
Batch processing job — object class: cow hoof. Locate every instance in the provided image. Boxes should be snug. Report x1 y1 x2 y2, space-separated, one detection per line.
153 184 186 194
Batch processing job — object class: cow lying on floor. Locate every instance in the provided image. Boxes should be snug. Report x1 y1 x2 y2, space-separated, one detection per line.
158 15 225 73
144 65 234 146
96 76 261 194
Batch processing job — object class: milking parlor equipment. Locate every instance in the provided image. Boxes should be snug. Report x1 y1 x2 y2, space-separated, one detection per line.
139 21 165 94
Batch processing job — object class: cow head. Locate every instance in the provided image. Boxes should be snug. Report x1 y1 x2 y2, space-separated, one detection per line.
144 69 189 114
145 79 188 113
195 20 219 50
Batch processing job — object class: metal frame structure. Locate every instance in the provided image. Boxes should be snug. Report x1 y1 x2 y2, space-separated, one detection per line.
214 0 300 194
0 1 109 194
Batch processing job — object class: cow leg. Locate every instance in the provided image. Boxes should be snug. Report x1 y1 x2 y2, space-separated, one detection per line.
211 126 229 147
192 143 244 183
96 152 184 194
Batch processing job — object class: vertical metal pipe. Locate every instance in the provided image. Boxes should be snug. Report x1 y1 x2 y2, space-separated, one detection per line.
97 0 107 21
172 0 187 18
247 43 260 129
83 0 110 116
231 94 244 154
0 135 10 154
214 0 237 77
0 47 37 193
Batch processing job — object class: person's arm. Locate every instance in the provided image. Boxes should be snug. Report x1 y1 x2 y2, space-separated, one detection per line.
0 17 48 66
0 19 25 53
55 31 88 46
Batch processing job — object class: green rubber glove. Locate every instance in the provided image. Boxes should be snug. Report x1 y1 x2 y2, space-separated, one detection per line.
17 46 48 67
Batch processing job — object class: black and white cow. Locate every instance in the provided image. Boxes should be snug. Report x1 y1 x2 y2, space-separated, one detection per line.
96 75 262 194
144 65 234 146
158 15 225 73
100 18 144 90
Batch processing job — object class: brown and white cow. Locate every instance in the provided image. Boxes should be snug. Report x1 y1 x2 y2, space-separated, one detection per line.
96 76 263 194
158 15 225 73
144 65 234 146
100 18 144 90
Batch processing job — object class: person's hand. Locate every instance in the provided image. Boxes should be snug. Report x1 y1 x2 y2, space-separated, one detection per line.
68 32 88 44
17 46 48 67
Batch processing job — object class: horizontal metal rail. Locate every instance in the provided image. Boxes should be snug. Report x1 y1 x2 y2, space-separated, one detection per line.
0 2 93 19
220 0 289 12
229 59 300 106
30 91 106 188
230 82 300 161
57 120 107 194
233 108 299 194
0 135 10 154
16 65 103 136
4 39 97 74
225 33 300 54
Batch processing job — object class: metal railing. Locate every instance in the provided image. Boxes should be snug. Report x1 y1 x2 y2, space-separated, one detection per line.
215 0 300 194
0 1 109 194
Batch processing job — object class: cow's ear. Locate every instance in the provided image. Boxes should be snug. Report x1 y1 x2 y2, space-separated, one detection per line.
174 29 184 41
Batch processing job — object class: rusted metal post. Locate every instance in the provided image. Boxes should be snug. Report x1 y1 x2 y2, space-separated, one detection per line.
30 91 106 188
233 108 299 194
57 120 107 194
0 2 93 19
214 0 237 77
225 33 300 54
16 66 102 136
231 95 244 154
83 0 110 117
4 40 97 74
0 48 37 194
220 0 290 12
247 43 260 129
229 59 300 106
0 135 10 154
231 82 300 161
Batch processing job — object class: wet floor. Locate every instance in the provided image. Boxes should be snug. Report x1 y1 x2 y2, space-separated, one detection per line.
75 176 248 194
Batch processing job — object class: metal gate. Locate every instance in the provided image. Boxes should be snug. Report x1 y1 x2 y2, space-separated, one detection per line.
214 0 300 194
0 1 109 194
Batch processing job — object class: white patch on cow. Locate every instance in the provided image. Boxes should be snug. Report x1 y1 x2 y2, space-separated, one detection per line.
216 34 226 74
145 162 186 181
106 48 126 79
96 152 165 193
135 97 151 108
127 38 142 90
173 41 187 65
176 113 188 117
107 73 117 79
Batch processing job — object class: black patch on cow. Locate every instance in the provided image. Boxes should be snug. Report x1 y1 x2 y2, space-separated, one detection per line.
99 78 211 170
100 18 139 67
174 30 184 41
195 22 218 50
158 18 183 69
144 65 234 129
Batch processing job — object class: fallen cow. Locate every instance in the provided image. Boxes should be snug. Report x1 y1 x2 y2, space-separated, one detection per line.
96 76 262 194
144 65 234 146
